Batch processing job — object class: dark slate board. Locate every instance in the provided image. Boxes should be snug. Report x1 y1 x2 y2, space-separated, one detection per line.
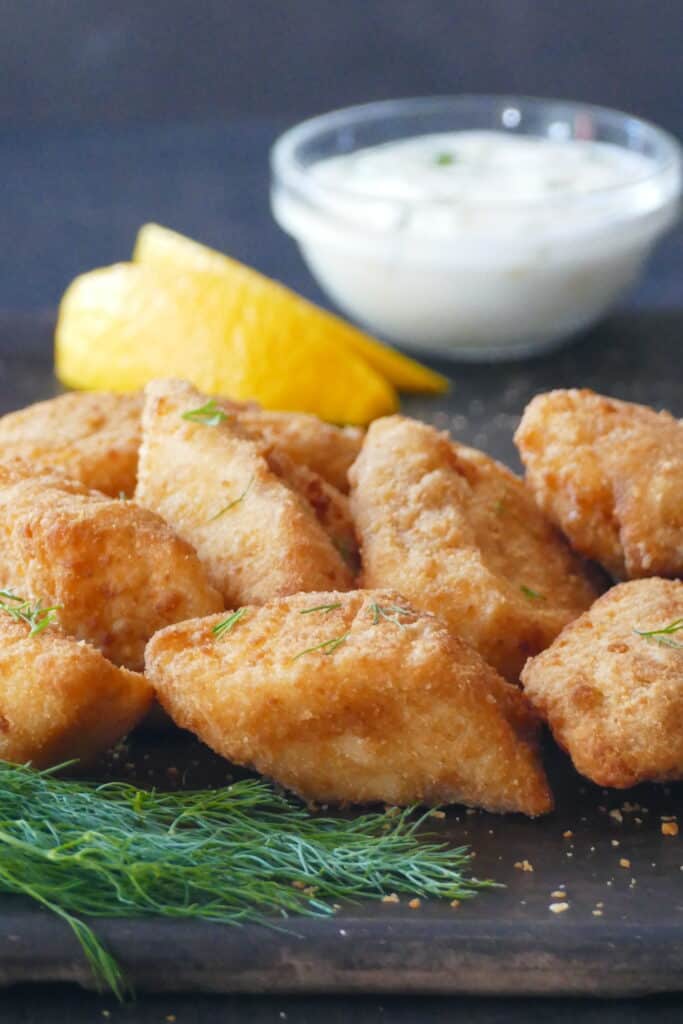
0 312 682 997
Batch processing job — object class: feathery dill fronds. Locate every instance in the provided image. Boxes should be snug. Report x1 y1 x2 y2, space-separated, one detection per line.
0 763 491 998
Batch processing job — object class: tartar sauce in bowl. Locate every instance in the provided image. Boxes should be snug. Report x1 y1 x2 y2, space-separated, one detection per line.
271 97 681 360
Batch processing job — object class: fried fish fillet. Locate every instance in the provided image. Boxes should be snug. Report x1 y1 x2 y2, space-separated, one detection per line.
263 449 358 573
0 391 143 497
231 407 363 493
135 380 354 605
521 578 683 788
349 416 600 682
0 462 223 670
145 590 552 815
0 616 152 768
515 388 683 580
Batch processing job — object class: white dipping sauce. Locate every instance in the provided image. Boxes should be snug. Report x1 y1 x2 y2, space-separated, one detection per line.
273 130 679 358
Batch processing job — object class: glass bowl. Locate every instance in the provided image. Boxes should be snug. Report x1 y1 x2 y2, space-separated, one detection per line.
271 95 682 361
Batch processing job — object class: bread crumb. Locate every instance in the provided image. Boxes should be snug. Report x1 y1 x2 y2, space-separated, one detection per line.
562 830 573 839
551 890 566 899
431 810 446 819
592 909 603 917
382 893 400 904
450 899 461 909
408 898 421 909
619 858 631 868
611 839 620 847
609 809 623 824
662 822 679 837
549 902 569 914
514 859 534 872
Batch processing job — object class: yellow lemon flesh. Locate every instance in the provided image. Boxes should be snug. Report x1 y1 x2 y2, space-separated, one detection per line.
55 262 398 425
133 223 449 395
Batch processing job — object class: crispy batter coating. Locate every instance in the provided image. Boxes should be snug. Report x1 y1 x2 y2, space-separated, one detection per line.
0 463 223 670
515 388 683 580
349 416 600 682
145 589 552 815
0 391 143 497
231 407 363 493
0 616 152 768
521 578 683 788
135 380 354 606
264 449 359 573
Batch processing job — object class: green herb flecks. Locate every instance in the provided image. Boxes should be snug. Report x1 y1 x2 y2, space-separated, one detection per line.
494 497 507 516
520 585 544 602
0 590 61 637
299 602 342 615
181 400 228 427
435 152 455 166
634 618 683 649
368 601 413 627
209 476 254 521
212 607 247 639
292 632 350 661
0 762 491 998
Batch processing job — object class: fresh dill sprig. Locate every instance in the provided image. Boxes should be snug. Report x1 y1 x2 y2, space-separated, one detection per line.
212 607 247 639
0 590 61 637
520 585 544 602
209 476 254 521
634 618 683 649
0 762 491 998
292 632 350 661
368 601 413 627
299 602 342 615
181 400 228 427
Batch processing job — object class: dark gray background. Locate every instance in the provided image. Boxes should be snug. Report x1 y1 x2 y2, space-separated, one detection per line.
1 0 682 131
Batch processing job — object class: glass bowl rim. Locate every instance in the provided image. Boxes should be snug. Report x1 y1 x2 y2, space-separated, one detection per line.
271 93 682 209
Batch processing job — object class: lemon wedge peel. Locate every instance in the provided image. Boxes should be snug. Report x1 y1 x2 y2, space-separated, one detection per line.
54 262 398 426
133 223 450 395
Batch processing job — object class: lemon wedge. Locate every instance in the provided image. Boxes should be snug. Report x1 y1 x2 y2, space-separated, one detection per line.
55 263 398 425
133 223 449 395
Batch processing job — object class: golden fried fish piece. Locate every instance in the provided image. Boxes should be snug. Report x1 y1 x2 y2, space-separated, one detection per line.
231 407 363 493
263 449 359 573
0 391 143 497
0 615 152 768
0 462 223 670
515 388 683 580
349 415 600 682
521 578 683 788
135 379 354 606
145 589 552 816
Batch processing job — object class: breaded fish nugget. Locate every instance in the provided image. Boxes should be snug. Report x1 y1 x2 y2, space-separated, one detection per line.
0 616 152 768
349 416 599 681
522 578 683 788
0 464 222 670
0 391 142 497
264 449 358 572
515 388 683 580
232 407 363 493
146 590 552 815
136 380 353 605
